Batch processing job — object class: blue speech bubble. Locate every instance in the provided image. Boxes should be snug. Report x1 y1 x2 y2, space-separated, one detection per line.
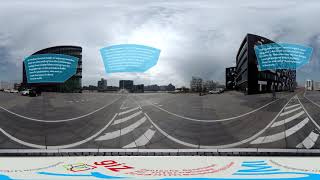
100 44 161 73
24 54 78 83
254 43 313 71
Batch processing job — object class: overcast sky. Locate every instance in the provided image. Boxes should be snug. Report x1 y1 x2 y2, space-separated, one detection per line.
0 0 319 87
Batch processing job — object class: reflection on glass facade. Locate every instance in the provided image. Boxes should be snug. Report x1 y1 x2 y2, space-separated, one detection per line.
22 46 82 93
235 34 296 94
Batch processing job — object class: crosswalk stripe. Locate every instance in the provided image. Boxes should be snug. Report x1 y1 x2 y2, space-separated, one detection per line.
113 111 142 125
118 107 140 116
284 104 300 110
251 117 309 144
95 116 147 141
271 111 305 127
280 106 302 117
296 131 319 149
122 128 156 148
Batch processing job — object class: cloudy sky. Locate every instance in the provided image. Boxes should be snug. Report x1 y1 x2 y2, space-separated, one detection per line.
0 0 319 87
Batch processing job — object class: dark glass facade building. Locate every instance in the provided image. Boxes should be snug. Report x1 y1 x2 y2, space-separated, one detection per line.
235 34 296 94
225 67 236 90
22 46 82 93
119 80 134 92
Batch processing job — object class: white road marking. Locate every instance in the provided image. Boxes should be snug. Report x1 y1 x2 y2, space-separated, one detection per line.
140 95 283 122
251 117 309 144
122 127 156 148
284 104 300 110
303 91 320 109
296 143 303 148
271 111 305 128
297 94 320 130
0 114 118 149
0 96 121 123
296 131 319 149
279 106 302 117
118 107 140 116
113 111 143 125
128 96 142 109
145 95 293 149
95 116 147 141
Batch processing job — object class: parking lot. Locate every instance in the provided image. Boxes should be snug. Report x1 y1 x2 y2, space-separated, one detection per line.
0 89 319 150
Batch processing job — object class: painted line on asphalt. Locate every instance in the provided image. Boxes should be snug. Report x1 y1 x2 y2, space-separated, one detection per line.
113 111 143 125
141 95 283 122
122 127 156 148
0 113 118 149
95 116 147 141
279 106 302 117
303 91 320 109
118 107 140 116
145 113 199 148
271 111 305 128
250 117 309 144
0 96 122 123
296 131 319 149
145 96 293 148
297 94 320 130
128 96 142 110
284 104 300 110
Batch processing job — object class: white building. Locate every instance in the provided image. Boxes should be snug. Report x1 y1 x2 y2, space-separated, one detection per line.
0 81 14 90
305 80 313 91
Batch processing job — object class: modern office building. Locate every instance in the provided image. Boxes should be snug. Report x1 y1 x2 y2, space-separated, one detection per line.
119 80 134 92
0 81 14 90
305 80 313 91
133 84 144 93
203 80 216 91
97 78 107 92
235 34 296 94
190 76 203 92
144 84 160 91
226 67 237 90
305 80 320 91
22 46 82 93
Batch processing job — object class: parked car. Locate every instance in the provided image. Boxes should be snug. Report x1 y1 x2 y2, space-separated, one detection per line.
4 89 11 93
209 88 224 94
21 89 30 96
209 90 220 94
10 89 19 93
29 89 41 97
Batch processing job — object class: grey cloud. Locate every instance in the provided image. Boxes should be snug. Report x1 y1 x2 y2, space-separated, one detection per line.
0 0 320 87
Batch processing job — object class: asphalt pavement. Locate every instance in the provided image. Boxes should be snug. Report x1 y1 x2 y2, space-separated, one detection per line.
0 89 319 151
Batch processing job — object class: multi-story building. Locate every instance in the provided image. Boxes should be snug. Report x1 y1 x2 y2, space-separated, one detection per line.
203 80 216 91
235 34 296 94
225 67 237 90
0 81 13 90
22 46 82 93
97 78 107 92
190 76 203 92
144 84 160 91
305 80 313 91
133 84 144 93
119 80 134 92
